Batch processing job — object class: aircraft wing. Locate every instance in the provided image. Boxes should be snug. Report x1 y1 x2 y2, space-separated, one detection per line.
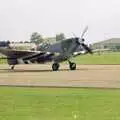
0 48 45 58
0 48 55 64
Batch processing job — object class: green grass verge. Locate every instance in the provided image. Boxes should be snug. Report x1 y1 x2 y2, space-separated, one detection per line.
0 58 6 64
0 87 120 120
72 52 120 64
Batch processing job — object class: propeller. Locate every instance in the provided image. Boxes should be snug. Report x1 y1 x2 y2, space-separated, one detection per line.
80 26 88 40
80 43 93 54
76 26 93 54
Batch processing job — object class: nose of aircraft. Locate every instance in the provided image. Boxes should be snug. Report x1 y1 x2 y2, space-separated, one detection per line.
74 26 93 54
76 37 93 54
80 43 93 54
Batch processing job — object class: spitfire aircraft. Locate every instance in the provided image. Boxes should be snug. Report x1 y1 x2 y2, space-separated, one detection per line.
0 27 92 71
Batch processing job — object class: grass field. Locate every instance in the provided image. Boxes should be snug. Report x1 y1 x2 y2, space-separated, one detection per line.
0 59 6 64
73 52 120 64
0 87 120 120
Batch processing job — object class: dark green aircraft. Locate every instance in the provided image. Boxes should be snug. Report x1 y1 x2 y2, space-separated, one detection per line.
0 27 92 71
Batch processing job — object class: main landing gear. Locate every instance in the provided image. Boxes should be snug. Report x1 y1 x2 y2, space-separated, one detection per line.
52 63 60 71
9 65 15 70
68 61 76 70
52 61 76 71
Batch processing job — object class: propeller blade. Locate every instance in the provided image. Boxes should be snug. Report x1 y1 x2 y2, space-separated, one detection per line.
77 26 88 44
80 26 88 39
81 43 93 54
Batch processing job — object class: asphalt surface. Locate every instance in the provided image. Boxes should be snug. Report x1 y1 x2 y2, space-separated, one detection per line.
0 64 120 88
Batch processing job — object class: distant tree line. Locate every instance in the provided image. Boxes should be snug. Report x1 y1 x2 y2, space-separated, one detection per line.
30 32 66 44
55 33 65 41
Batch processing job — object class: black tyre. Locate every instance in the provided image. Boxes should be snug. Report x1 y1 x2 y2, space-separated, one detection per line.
69 62 76 70
52 63 60 71
11 65 15 70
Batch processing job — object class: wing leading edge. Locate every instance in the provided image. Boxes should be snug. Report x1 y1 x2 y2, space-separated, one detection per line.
0 48 54 65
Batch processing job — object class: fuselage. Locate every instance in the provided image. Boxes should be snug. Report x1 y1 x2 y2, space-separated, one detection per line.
2 38 83 65
38 37 81 62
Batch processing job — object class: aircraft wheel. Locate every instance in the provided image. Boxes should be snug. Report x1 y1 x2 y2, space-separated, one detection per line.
52 63 60 71
10 65 15 70
69 62 76 70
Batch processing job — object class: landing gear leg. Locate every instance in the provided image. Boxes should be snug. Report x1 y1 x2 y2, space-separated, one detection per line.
52 63 60 71
10 65 15 70
68 61 76 70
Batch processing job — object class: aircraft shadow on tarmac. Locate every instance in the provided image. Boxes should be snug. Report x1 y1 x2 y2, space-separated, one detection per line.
0 68 87 73
0 67 115 73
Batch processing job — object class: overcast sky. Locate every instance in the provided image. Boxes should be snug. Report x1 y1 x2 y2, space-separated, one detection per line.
0 0 120 43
